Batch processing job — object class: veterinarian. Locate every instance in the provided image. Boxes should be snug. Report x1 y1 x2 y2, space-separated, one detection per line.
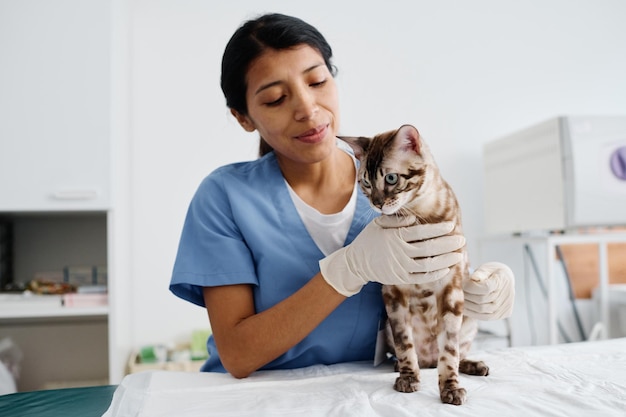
169 13 514 378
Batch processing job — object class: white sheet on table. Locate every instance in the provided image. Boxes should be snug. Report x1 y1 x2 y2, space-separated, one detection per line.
103 338 626 417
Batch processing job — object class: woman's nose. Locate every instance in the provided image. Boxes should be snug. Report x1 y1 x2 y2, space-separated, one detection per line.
292 87 318 121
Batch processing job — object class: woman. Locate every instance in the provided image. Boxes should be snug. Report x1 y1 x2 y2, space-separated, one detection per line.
170 13 514 379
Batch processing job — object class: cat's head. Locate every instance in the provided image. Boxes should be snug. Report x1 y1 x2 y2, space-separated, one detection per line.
339 124 435 215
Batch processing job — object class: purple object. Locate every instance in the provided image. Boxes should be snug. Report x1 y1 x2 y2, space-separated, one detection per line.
610 146 626 180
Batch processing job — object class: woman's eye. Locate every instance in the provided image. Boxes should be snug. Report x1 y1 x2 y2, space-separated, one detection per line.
265 96 285 107
310 79 327 88
361 176 371 188
385 173 398 185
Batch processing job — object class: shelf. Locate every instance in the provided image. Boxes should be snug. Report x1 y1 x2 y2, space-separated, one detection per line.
0 306 108 322
0 294 108 322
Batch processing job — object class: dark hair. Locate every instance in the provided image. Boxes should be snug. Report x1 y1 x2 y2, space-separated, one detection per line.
220 13 337 156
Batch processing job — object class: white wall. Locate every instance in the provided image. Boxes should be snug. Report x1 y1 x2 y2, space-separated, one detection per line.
112 0 626 380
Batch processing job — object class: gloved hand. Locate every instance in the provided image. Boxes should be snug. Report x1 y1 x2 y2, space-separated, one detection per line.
463 262 515 320
319 218 465 297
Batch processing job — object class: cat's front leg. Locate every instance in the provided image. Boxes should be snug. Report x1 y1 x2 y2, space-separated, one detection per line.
389 321 420 392
437 325 466 404
437 290 466 405
384 288 421 393
393 347 420 393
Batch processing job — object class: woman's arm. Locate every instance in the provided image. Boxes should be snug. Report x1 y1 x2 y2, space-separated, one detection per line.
203 272 345 378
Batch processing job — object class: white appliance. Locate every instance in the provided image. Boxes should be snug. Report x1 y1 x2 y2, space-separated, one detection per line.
483 115 626 235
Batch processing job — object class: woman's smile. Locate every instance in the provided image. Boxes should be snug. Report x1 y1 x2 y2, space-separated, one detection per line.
294 124 329 144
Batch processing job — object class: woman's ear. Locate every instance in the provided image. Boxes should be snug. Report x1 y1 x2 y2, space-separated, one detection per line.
231 109 256 132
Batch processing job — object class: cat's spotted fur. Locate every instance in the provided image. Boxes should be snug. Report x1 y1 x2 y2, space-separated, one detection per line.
340 124 488 405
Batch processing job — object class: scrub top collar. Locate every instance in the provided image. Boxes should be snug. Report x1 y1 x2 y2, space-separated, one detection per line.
264 152 376 277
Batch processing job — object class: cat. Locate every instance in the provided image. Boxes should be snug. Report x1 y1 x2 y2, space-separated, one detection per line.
339 124 488 405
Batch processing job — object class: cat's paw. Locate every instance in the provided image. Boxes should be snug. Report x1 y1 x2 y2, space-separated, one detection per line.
394 375 420 393
440 386 467 405
459 359 489 376
475 362 489 376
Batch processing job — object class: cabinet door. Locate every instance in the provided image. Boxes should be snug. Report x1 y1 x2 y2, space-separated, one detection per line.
0 0 110 211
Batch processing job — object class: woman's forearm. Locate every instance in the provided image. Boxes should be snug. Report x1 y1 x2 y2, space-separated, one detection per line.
203 272 346 378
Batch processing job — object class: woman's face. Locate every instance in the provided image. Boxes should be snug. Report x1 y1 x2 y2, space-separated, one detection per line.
233 44 340 166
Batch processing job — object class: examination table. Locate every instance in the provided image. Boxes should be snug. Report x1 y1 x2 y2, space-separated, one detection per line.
0 384 116 417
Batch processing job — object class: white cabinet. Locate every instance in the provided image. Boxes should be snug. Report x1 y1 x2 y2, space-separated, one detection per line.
0 212 110 390
0 0 110 211
0 0 113 390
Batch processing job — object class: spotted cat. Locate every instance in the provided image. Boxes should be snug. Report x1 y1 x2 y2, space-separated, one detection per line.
340 124 488 405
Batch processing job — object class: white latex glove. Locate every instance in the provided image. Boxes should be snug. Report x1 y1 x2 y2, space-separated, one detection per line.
319 219 465 297
463 262 515 320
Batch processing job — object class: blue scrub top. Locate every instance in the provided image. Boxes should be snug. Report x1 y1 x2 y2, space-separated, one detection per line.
170 152 382 372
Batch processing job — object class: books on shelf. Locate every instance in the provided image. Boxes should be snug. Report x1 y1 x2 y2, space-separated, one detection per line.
62 293 108 308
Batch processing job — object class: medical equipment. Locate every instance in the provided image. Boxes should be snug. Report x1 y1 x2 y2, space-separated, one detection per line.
483 115 626 235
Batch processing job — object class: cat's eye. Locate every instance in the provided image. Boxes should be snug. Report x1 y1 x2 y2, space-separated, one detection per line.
361 176 371 188
385 173 399 185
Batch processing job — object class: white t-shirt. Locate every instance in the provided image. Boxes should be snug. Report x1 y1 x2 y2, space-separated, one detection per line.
286 148 358 256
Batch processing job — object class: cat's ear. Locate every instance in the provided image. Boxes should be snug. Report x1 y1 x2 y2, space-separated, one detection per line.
337 136 371 161
394 125 421 155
